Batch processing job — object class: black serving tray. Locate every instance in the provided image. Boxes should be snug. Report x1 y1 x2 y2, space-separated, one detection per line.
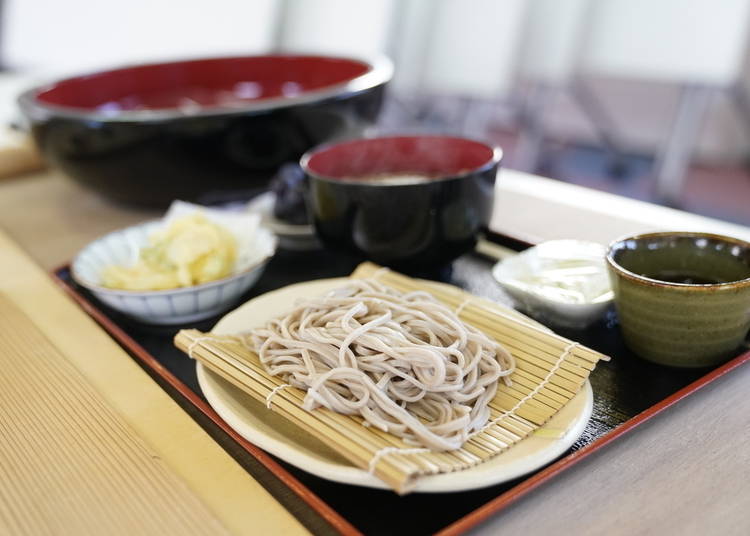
53 234 750 536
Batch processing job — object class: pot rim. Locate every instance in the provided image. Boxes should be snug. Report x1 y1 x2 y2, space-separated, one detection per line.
18 53 393 123
605 231 750 289
300 134 502 186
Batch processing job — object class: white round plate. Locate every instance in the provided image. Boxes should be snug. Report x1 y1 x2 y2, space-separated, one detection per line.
199 278 593 493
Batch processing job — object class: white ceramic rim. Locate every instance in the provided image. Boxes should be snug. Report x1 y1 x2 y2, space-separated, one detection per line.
198 364 591 492
198 277 594 492
71 219 276 297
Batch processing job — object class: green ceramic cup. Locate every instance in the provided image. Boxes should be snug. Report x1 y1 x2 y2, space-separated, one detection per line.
606 232 750 367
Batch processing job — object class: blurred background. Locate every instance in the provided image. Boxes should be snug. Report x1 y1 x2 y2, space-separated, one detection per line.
3 0 750 224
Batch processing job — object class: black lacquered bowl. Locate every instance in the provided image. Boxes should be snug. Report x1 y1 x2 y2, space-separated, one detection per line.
19 54 392 206
302 135 501 271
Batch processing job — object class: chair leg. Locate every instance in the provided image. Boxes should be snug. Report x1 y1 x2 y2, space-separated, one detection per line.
728 83 750 164
513 83 552 173
570 78 629 177
653 85 714 206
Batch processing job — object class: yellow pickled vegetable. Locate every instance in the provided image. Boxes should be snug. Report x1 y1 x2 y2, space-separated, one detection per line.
101 213 237 290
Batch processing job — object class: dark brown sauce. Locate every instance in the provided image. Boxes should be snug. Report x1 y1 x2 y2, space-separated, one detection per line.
644 271 727 285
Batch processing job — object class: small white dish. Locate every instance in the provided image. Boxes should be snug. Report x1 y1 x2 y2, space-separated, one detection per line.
493 240 614 329
199 277 593 492
72 204 277 325
246 192 321 251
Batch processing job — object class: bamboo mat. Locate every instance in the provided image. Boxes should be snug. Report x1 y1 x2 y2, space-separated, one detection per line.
0 229 308 536
176 262 609 494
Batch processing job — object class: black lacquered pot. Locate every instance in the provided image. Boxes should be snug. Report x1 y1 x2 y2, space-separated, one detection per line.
19 55 392 206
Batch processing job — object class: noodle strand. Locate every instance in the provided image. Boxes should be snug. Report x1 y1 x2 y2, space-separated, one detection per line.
248 279 515 451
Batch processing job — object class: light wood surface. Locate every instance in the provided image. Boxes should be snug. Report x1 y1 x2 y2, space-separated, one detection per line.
0 130 43 180
0 220 307 535
0 170 158 271
0 294 229 536
1 167 749 534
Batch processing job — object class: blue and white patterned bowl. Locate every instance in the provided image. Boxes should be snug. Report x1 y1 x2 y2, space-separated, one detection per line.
72 220 277 324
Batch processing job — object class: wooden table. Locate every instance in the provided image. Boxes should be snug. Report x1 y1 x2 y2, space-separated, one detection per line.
1 168 749 535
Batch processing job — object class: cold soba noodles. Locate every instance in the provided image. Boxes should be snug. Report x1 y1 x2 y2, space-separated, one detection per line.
248 279 515 451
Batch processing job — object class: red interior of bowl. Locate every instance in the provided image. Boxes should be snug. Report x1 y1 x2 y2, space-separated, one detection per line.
304 136 497 180
34 56 371 111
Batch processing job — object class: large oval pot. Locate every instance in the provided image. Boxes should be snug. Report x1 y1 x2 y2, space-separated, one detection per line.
19 54 392 206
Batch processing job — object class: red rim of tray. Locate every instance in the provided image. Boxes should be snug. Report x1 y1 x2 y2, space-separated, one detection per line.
51 231 750 536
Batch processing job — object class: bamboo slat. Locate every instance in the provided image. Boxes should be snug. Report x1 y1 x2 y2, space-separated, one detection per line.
175 262 609 494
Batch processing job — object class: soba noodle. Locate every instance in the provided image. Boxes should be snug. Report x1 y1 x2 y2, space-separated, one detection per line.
247 279 515 451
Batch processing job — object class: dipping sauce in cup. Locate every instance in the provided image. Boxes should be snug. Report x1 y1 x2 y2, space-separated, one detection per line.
606 232 750 367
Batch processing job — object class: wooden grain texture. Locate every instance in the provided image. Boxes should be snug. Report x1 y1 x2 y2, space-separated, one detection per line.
0 295 229 535
0 229 307 536
52 277 362 536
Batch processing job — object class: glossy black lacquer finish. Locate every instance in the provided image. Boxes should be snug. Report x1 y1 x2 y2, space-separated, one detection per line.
20 56 389 206
303 136 500 271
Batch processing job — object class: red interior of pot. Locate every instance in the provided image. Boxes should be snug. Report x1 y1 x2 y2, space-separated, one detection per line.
34 56 371 111
304 136 497 180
